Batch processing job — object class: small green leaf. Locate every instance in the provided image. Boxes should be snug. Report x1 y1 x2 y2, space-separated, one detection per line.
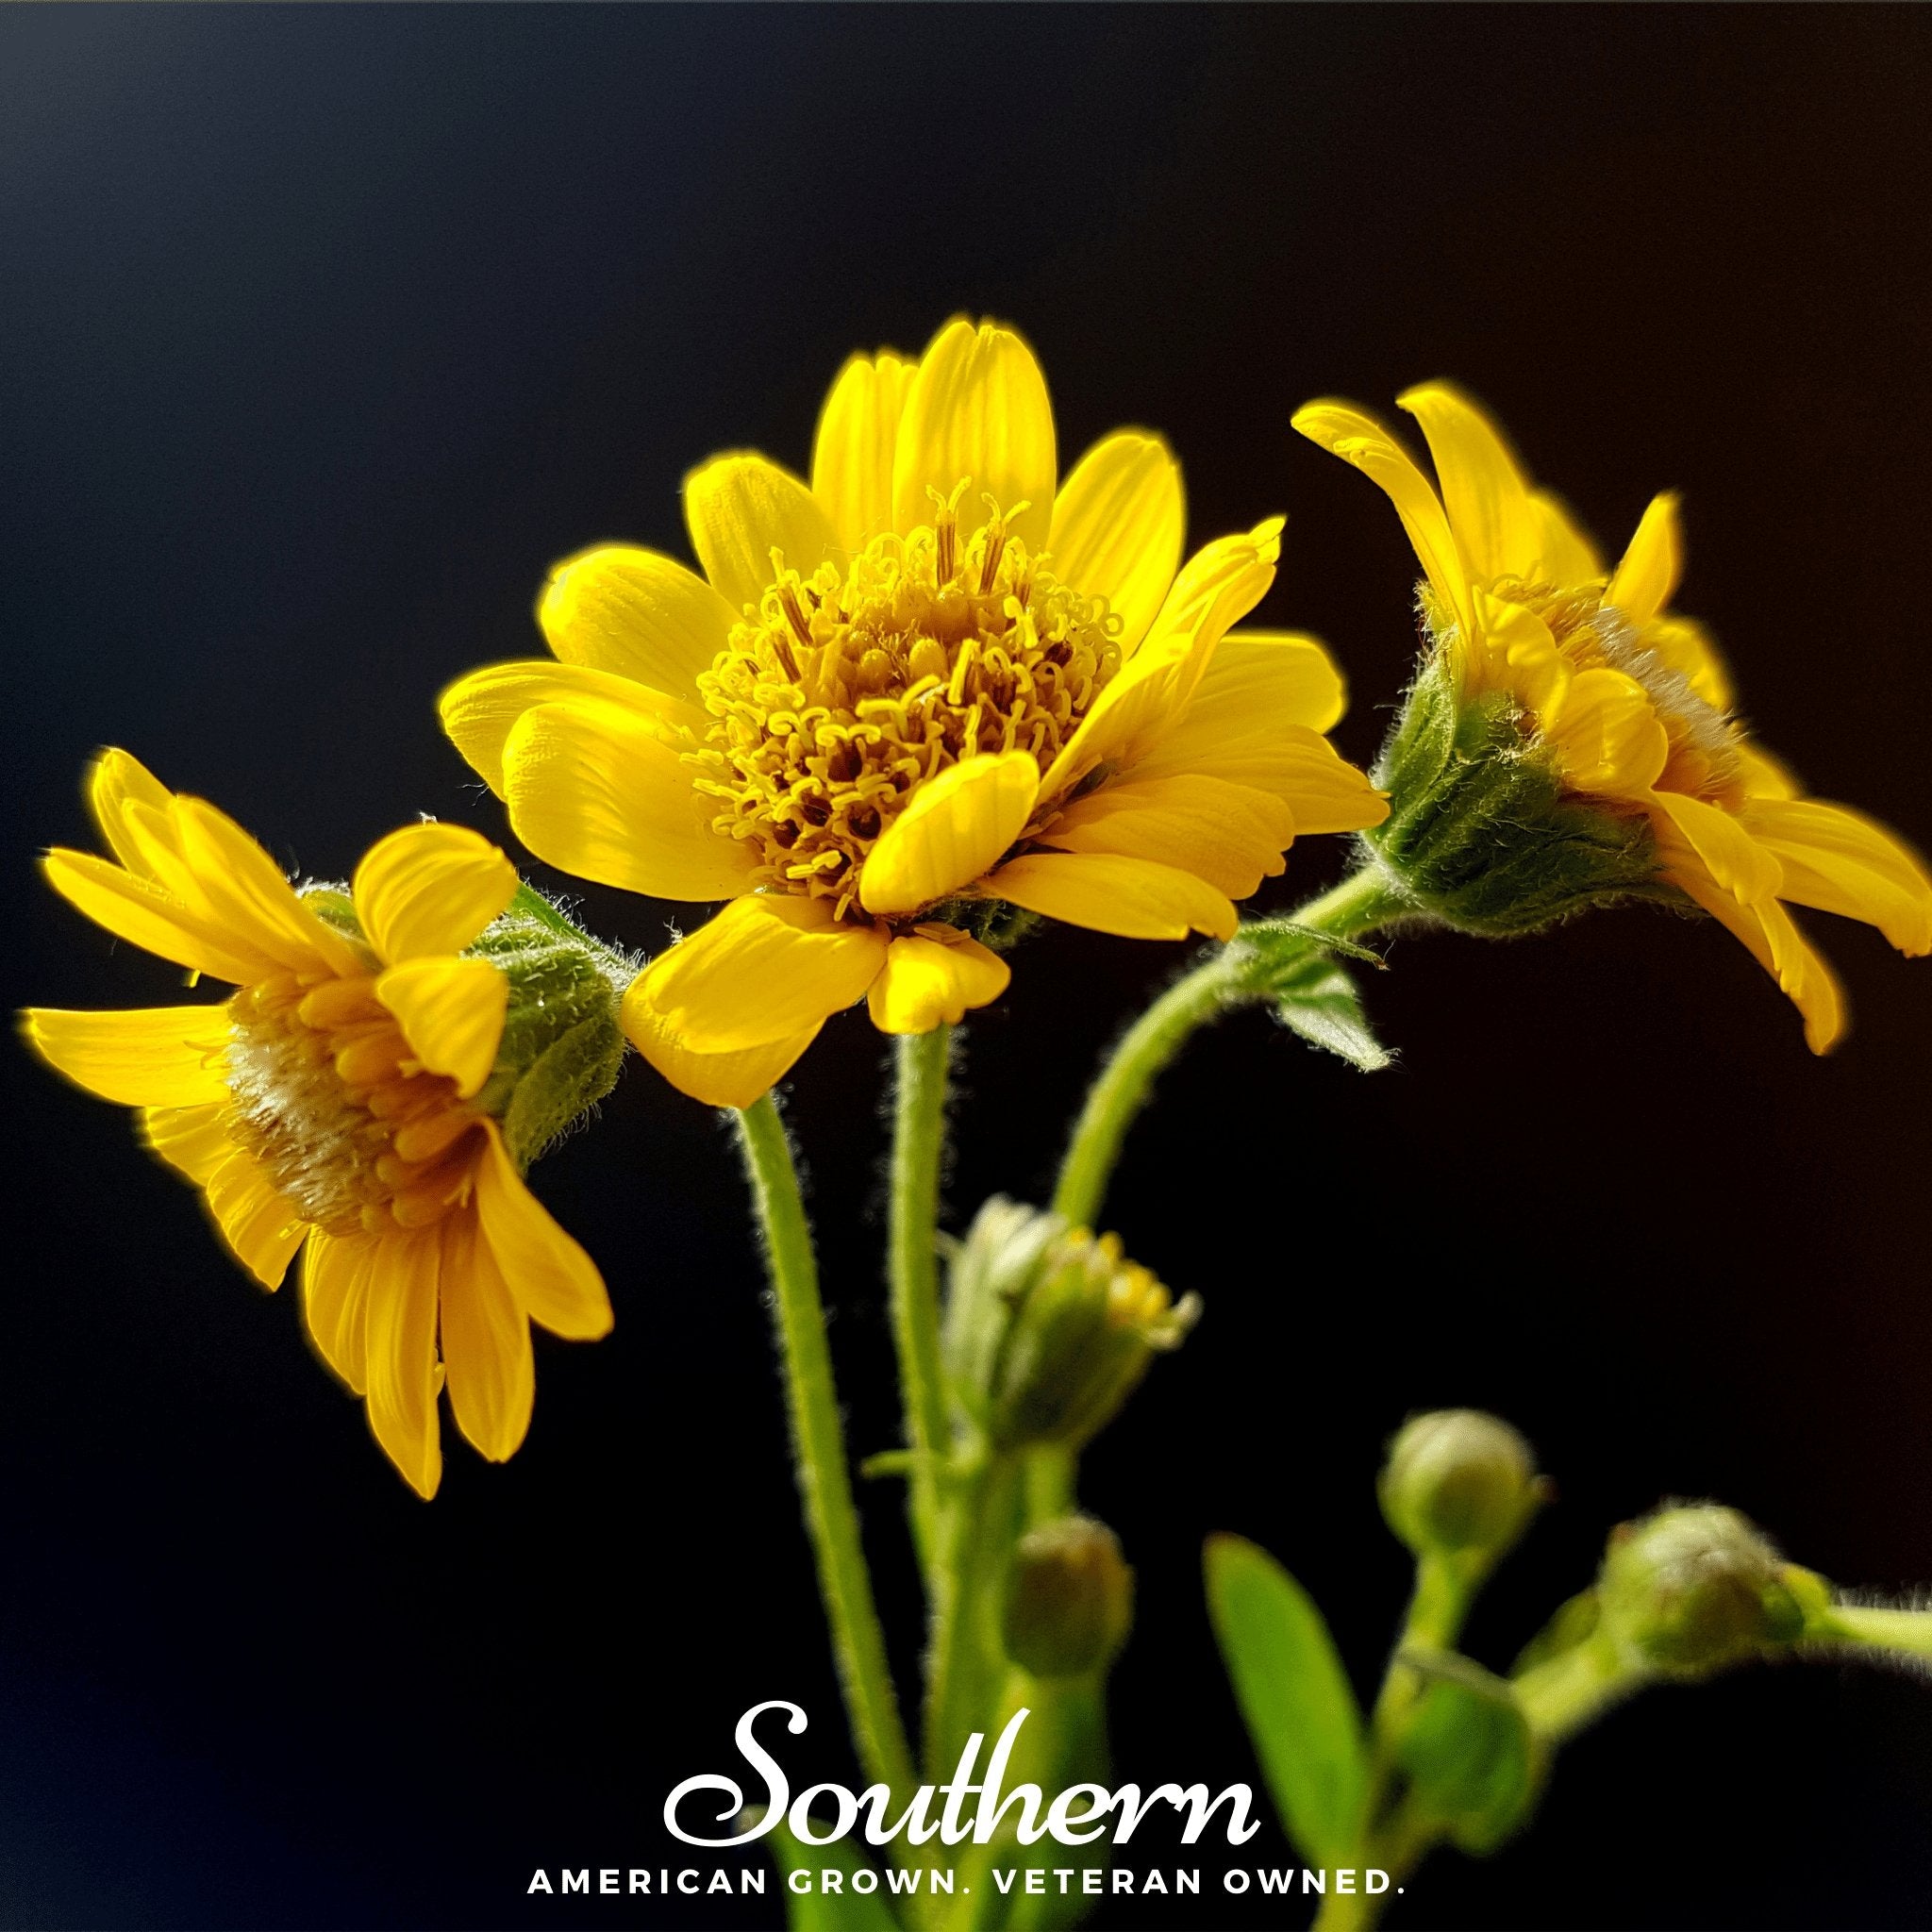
1205 1534 1369 1865
1273 962 1392 1073
759 1813 907 1931
1393 1652 1541 1854
1246 919 1386 967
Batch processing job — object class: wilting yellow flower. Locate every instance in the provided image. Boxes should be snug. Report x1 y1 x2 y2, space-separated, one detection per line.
442 316 1385 1107
23 752 615 1496
1295 385 1932 1050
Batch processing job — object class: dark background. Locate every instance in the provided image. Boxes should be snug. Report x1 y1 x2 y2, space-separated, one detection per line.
4 7 1931 1928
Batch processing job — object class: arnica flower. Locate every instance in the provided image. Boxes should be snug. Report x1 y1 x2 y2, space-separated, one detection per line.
23 752 621 1497
1295 386 1932 1050
441 316 1386 1107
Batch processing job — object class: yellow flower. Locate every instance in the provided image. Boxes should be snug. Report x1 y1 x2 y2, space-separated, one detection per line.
23 752 615 1497
441 316 1385 1107
1295 385 1932 1051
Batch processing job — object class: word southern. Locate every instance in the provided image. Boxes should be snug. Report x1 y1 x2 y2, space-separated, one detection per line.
663 1701 1262 1851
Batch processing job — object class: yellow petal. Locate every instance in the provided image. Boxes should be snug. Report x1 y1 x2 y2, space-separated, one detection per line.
1642 615 1733 712
1736 741 1800 799
623 978 820 1108
1606 491 1682 626
204 1149 308 1290
439 1209 534 1464
893 317 1056 551
1136 719 1387 836
1040 773 1294 900
1293 400 1472 634
142 1101 235 1185
354 823 516 965
1740 796 1932 955
42 848 266 985
866 928 1010 1034
1047 431 1185 655
1526 491 1605 584
538 543 737 697
475 1122 612 1340
1397 382 1540 582
87 749 175 879
634 892 890 1052
1543 667 1670 798
375 955 508 1098
858 751 1040 916
439 658 706 797
1650 791 1783 906
812 349 915 553
1166 628 1347 738
173 798 362 977
501 698 756 901
985 852 1237 941
1466 590 1571 717
304 1228 377 1395
361 1226 444 1498
1041 520 1281 800
22 1004 231 1108
1671 860 1845 1055
684 453 838 612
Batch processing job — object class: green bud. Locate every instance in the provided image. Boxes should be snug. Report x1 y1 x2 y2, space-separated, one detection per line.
302 877 632 1172
1380 1409 1545 1564
944 1197 1200 1452
1598 1504 1812 1677
1366 655 1667 936
1003 1516 1134 1678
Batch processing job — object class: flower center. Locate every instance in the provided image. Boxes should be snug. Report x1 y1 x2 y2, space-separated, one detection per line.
224 973 484 1238
686 491 1122 918
1493 576 1744 805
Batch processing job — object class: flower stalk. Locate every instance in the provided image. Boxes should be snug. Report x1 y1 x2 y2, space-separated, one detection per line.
734 1095 919 1811
891 1025 955 1575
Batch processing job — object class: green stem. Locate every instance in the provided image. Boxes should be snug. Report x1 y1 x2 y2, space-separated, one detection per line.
1052 865 1407 1229
735 1096 919 1809
891 1025 954 1575
1512 1634 1638 1742
922 1451 1024 1783
1817 1604 1932 1661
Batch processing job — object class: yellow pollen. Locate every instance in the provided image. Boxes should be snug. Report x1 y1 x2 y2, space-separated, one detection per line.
224 973 483 1237
687 490 1123 918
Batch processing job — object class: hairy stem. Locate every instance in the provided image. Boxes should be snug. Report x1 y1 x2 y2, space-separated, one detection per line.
735 1095 919 1810
1052 865 1407 1229
891 1025 954 1575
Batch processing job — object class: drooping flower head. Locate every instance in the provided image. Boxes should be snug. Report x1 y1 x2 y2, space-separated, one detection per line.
1295 386 1932 1050
442 317 1385 1106
23 752 624 1496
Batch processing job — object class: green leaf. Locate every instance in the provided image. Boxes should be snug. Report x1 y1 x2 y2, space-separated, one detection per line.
1393 1651 1541 1854
1273 961 1392 1073
760 1813 908 1931
1205 1534 1369 1865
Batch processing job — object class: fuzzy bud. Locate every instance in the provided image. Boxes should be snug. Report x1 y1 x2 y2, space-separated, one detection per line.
1380 1409 1544 1564
1597 1505 1812 1677
1003 1516 1134 1678
1367 656 1666 936
943 1197 1199 1452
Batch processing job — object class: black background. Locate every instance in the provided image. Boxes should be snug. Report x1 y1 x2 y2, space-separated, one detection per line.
4 7 1931 1929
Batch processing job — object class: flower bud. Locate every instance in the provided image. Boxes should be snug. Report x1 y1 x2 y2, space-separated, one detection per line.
944 1198 1199 1452
1380 1409 1544 1564
1597 1504 1812 1677
1367 657 1665 936
1003 1516 1134 1678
